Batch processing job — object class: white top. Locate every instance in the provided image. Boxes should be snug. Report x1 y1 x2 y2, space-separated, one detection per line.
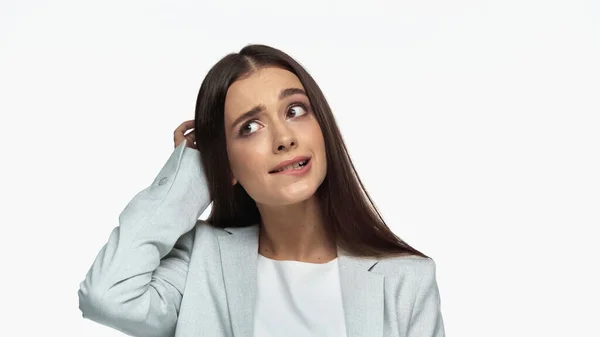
253 254 348 337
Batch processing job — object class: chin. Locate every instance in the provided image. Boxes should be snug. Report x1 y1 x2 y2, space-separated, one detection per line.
270 185 319 206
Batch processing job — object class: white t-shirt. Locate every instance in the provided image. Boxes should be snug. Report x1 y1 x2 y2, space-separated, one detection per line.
253 254 348 337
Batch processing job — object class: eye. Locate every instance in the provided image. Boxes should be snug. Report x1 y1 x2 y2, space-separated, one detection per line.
287 102 308 118
238 102 310 137
239 120 260 136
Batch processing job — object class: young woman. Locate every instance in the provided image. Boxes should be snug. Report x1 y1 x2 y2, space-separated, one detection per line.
78 44 446 337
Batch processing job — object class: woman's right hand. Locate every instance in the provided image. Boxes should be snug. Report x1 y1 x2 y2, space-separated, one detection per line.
174 120 197 150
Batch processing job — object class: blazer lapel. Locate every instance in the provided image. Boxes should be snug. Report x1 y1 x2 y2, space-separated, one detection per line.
218 225 259 337
218 225 384 337
337 248 384 337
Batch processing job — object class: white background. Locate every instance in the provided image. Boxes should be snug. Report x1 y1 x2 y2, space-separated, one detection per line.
1 0 598 336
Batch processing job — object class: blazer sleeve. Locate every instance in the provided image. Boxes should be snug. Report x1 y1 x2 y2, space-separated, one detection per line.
77 139 211 337
406 258 446 337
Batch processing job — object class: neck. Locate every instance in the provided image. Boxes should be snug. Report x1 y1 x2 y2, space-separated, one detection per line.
256 194 337 263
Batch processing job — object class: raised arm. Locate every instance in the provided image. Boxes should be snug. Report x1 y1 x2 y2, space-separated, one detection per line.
78 138 211 337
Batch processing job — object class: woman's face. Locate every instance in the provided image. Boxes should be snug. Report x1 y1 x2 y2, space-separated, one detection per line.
224 67 327 206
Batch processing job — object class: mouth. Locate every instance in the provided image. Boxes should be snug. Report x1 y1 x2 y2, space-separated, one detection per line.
269 158 312 174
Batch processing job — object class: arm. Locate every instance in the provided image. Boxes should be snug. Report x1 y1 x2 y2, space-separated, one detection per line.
406 258 446 337
78 139 211 337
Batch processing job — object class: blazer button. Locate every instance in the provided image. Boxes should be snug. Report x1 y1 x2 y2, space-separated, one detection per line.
158 177 168 185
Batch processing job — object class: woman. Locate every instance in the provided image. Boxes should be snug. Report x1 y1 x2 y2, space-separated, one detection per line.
78 44 445 337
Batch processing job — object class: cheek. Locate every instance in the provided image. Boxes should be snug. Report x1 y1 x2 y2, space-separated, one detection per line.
308 124 327 170
227 143 266 179
304 121 326 149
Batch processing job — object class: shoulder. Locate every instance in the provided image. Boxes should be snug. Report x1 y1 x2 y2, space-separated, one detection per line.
192 220 253 241
194 220 231 235
184 220 231 249
371 254 437 282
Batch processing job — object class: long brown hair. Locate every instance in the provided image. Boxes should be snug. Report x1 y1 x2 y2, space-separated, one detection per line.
194 44 428 259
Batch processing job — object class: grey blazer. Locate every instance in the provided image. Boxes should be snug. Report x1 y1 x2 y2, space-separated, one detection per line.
78 140 446 337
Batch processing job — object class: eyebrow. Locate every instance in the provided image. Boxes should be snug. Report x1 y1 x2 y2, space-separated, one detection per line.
230 88 307 130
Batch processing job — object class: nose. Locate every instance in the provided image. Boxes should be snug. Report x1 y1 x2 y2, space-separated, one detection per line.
272 124 298 153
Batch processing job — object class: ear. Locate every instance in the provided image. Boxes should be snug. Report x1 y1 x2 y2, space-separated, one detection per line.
231 177 238 186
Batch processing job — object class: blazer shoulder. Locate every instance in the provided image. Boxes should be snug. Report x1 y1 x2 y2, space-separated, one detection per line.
372 255 437 280
193 219 232 237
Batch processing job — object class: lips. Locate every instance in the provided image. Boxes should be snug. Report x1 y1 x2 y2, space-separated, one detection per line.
269 157 311 173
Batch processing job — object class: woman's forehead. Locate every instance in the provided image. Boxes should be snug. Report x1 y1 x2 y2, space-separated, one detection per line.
229 67 302 95
224 68 304 115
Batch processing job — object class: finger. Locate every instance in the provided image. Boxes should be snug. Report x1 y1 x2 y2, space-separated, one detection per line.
174 119 195 136
185 133 197 147
174 120 195 148
174 133 185 148
185 131 196 145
